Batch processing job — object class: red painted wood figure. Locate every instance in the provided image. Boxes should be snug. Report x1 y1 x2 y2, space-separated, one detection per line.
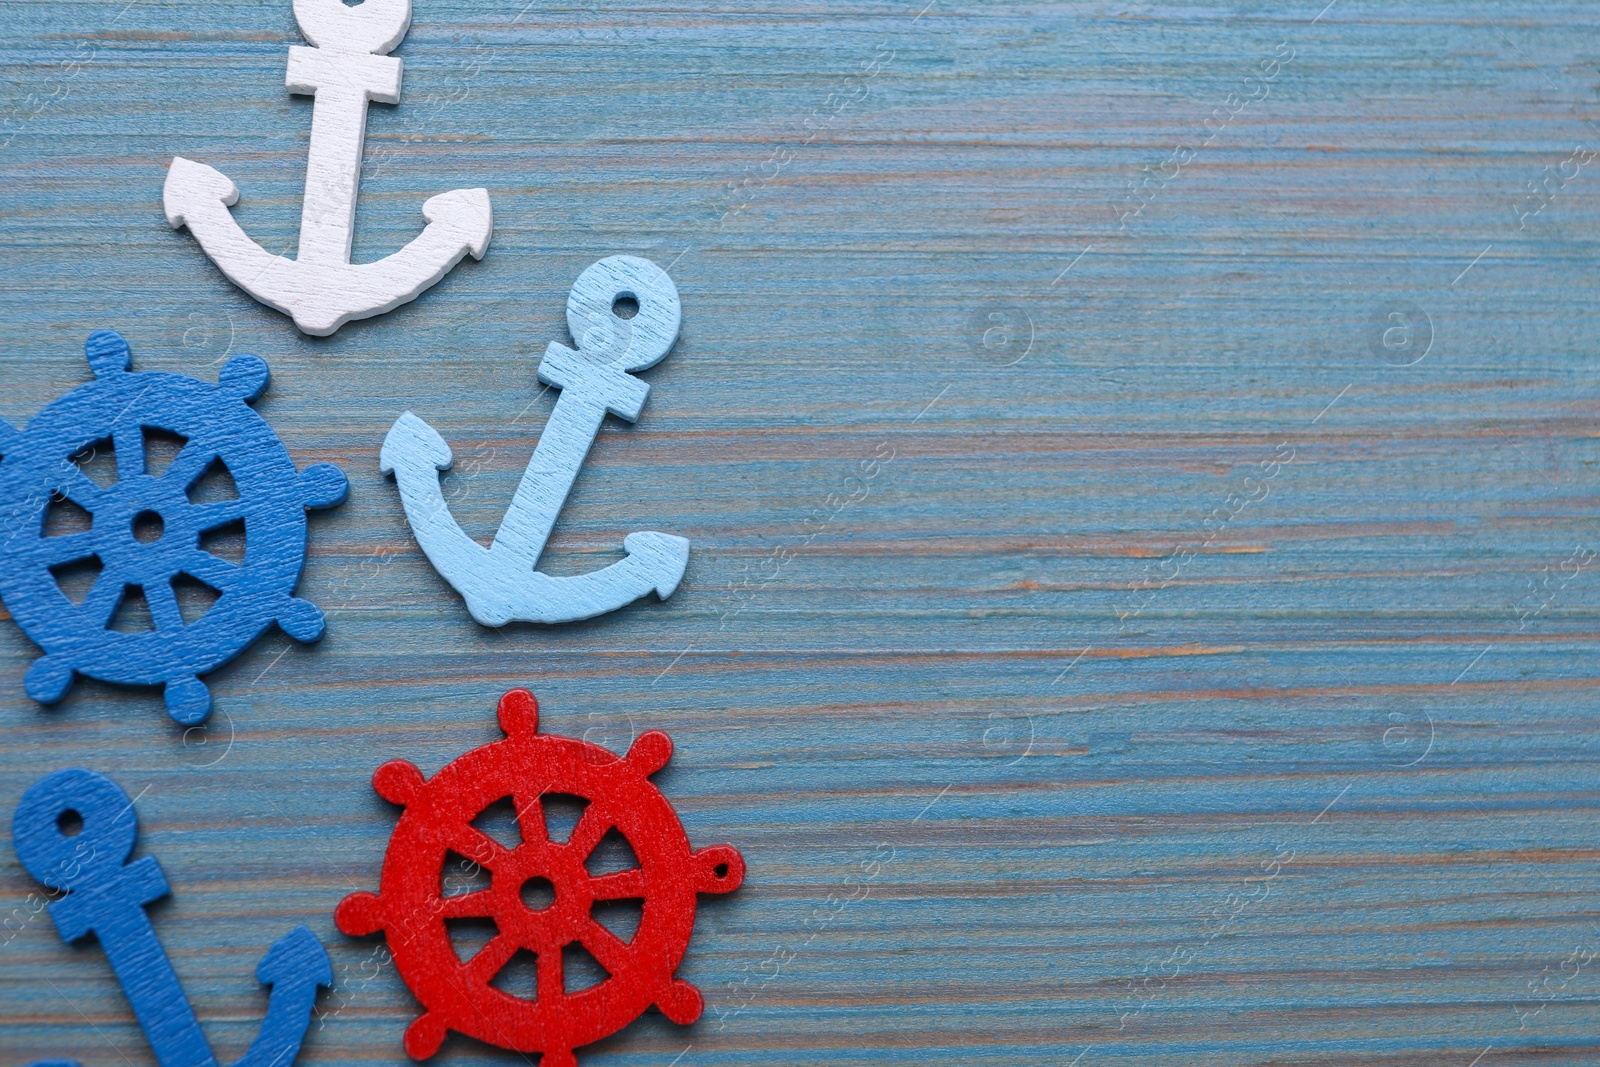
335 688 744 1067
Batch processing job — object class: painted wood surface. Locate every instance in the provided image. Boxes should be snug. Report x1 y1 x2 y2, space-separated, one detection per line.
3 1 1600 1064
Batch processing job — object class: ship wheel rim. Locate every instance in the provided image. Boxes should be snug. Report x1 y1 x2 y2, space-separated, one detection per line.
383 732 696 1053
0 371 305 675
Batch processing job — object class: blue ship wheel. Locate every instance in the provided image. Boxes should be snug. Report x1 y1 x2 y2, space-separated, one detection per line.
0 330 347 725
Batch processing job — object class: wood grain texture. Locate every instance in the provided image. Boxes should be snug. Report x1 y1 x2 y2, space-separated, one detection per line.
3 1 1600 1064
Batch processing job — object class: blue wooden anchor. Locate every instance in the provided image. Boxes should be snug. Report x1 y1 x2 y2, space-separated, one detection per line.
12 768 330 1067
381 255 690 625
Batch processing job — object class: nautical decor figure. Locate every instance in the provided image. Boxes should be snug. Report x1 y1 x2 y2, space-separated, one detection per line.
14 768 331 1067
382 255 689 625
336 688 744 1066
0 330 347 725
163 0 493 336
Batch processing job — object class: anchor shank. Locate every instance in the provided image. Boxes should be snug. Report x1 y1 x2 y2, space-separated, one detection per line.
286 46 403 266
51 859 220 1067
99 913 220 1067
490 391 609 568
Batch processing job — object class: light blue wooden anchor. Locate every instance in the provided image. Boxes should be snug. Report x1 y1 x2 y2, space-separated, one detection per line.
381 255 689 625
13 768 331 1067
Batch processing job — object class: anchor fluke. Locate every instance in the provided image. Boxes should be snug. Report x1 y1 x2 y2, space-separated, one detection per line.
164 159 492 337
380 409 453 473
625 531 691 599
230 925 332 1067
380 412 691 627
164 156 239 215
423 188 495 260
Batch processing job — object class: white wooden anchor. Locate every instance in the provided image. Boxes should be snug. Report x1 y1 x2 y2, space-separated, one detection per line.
162 0 492 336
381 256 689 626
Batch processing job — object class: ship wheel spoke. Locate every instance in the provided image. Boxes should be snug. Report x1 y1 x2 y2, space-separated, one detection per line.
185 551 242 592
189 499 246 531
145 579 185 632
162 439 214 490
54 467 107 513
513 793 547 847
79 572 125 630
465 932 520 985
451 825 512 871
536 943 564 999
437 890 495 919
111 423 145 482
577 921 630 974
587 868 645 901
564 805 610 861
37 531 98 568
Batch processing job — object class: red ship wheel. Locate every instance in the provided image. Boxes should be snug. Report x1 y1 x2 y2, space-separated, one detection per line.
335 689 744 1066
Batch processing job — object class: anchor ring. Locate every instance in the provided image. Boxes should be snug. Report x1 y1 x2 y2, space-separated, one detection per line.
293 0 410 55
566 256 681 372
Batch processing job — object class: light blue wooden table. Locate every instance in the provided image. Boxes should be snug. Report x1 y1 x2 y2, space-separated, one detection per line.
4 1 1600 1064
